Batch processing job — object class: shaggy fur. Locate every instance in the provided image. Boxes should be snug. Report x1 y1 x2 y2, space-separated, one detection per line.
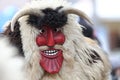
0 0 111 80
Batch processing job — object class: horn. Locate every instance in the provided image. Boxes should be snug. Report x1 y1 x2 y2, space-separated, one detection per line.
11 8 42 31
63 8 93 25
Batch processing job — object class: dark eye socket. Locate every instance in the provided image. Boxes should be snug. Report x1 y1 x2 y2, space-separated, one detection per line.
39 29 45 33
54 28 61 32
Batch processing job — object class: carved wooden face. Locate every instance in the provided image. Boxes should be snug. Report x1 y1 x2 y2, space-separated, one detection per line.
36 26 65 73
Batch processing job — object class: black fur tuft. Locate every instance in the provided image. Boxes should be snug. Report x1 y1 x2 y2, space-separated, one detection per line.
3 22 24 56
27 6 67 29
89 50 101 63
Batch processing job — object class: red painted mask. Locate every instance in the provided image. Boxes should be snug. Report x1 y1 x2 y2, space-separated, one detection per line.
36 26 65 74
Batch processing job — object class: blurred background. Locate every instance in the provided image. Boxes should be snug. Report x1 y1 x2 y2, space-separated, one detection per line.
0 0 120 80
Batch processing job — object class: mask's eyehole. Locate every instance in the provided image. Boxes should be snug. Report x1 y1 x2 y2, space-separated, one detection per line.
39 29 45 33
54 28 62 32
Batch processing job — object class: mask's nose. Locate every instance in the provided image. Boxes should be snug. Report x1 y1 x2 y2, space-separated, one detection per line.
47 28 55 47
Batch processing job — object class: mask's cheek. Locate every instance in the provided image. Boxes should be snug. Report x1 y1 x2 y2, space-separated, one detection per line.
36 32 65 47
54 32 65 45
36 35 46 46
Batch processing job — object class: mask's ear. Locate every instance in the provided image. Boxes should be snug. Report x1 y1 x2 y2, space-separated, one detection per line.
3 21 24 56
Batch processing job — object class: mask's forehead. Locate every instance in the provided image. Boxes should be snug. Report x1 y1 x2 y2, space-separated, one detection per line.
27 7 67 30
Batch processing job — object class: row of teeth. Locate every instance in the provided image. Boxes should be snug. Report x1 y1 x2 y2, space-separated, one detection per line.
44 50 58 55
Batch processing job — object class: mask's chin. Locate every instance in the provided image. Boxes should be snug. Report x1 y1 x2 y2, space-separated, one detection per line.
39 48 63 74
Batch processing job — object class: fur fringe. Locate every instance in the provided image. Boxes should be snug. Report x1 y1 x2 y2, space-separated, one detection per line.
0 0 111 80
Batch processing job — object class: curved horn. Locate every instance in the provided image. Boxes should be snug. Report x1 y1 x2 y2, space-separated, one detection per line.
64 8 93 25
11 8 42 31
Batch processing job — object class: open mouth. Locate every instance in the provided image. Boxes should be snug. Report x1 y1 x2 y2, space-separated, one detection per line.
40 49 63 74
41 49 62 58
44 50 58 55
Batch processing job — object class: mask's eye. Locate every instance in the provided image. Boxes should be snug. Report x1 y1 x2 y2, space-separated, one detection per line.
39 29 45 33
54 28 62 32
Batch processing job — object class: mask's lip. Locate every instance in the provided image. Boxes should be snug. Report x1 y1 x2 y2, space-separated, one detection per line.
40 49 63 59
